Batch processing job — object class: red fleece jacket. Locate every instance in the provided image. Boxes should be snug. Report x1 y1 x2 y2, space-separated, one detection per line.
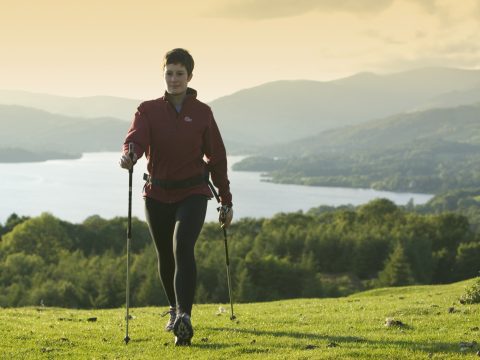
123 88 232 206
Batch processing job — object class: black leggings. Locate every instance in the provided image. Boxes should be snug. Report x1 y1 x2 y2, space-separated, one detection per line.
145 195 208 316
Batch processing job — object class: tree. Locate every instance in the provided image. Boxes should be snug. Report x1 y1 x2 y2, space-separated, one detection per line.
358 198 400 225
0 213 30 237
1 213 71 263
454 242 480 280
378 243 414 287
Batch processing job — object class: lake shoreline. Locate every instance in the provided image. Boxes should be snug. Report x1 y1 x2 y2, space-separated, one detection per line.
0 148 81 163
0 152 434 224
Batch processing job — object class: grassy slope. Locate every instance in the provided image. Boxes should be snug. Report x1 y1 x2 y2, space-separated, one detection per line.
0 279 478 359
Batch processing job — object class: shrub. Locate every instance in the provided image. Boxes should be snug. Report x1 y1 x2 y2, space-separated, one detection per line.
459 277 480 304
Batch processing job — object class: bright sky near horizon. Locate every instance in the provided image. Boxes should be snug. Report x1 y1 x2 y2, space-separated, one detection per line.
1 0 480 102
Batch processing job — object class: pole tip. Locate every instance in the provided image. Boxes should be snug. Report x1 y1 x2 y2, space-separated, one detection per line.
124 336 130 344
230 315 236 321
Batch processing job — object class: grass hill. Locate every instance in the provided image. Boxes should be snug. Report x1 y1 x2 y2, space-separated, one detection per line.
0 279 478 359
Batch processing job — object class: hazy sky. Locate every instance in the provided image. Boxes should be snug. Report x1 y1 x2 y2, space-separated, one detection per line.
1 0 480 101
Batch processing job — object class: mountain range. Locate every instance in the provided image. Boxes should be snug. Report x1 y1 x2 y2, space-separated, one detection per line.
211 67 480 146
2 67 480 159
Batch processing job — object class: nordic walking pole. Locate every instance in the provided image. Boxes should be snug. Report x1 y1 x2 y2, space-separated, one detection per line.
222 226 236 320
207 180 236 320
124 143 134 344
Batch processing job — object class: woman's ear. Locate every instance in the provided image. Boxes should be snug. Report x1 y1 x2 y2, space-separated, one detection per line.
188 73 193 82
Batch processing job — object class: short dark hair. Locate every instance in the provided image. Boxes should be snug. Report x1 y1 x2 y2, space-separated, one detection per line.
163 48 194 76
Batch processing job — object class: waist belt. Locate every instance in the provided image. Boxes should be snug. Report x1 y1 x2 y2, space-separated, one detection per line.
143 173 206 189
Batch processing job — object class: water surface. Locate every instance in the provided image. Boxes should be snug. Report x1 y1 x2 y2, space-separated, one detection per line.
0 153 433 223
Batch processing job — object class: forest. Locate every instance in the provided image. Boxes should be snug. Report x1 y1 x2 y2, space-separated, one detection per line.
1 194 479 309
233 140 480 193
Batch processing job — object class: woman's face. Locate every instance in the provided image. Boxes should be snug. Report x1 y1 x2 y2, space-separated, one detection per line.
164 63 192 96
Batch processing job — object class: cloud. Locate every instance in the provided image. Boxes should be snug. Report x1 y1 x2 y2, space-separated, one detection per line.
405 0 438 13
208 0 395 20
475 1 480 20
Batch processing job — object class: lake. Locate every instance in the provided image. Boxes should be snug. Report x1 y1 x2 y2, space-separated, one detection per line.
0 152 433 224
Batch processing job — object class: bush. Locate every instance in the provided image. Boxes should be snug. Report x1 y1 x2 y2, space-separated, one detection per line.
459 277 480 304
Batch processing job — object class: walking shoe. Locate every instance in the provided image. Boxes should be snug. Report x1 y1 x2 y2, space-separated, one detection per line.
173 313 194 346
161 307 176 332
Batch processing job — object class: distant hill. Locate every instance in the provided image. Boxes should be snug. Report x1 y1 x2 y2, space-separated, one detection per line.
0 105 129 156
0 148 80 162
3 67 480 152
412 86 480 111
209 67 480 147
265 102 480 156
0 90 140 121
233 102 480 193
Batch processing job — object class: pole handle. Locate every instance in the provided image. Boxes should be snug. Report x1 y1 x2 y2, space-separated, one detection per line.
128 143 134 174
128 143 135 162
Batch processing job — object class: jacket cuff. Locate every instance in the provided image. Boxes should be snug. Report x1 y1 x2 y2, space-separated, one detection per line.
220 192 233 207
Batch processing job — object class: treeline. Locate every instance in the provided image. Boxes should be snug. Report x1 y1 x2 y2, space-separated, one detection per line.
1 197 480 309
233 140 480 193
416 188 480 232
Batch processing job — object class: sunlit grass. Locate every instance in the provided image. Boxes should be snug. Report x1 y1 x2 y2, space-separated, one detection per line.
0 279 478 359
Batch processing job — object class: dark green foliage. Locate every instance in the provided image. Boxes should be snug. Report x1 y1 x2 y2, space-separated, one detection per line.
417 188 480 232
453 242 480 280
0 199 478 308
377 243 414 287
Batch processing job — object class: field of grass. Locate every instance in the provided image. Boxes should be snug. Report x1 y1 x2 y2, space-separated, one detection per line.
0 279 479 359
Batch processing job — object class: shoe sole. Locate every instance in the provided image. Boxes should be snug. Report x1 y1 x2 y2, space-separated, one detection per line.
173 315 193 345
174 337 192 346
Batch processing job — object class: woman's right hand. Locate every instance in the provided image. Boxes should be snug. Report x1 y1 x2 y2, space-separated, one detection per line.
218 205 233 228
119 153 138 170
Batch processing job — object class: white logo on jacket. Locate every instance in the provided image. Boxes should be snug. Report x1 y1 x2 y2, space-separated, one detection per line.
184 116 193 122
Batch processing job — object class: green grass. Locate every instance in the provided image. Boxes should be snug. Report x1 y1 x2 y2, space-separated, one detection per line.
1 279 479 359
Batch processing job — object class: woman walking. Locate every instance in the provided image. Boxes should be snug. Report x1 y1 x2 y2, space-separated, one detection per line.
119 48 233 346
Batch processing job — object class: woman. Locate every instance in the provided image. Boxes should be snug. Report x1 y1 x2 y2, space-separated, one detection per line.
119 48 233 346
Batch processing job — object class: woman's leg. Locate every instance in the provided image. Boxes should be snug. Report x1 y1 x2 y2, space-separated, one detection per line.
173 195 208 316
144 197 177 308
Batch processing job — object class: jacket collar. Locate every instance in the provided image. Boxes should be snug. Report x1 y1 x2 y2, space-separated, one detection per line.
162 87 197 102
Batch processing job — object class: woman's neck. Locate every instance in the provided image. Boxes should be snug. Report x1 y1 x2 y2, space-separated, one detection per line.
167 92 187 107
